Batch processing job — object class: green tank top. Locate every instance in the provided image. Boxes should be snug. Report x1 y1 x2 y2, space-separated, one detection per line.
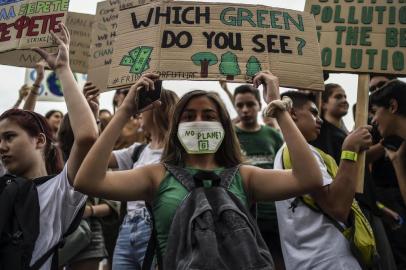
152 167 248 256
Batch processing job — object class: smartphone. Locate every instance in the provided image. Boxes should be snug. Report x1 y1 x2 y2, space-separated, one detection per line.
382 135 404 151
137 80 162 111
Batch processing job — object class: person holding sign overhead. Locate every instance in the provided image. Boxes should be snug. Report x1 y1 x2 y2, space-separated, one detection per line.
74 71 323 268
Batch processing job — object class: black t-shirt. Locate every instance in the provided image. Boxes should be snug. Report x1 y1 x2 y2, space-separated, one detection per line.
310 118 347 165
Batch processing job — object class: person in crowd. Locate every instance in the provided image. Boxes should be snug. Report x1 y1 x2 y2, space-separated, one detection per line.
233 84 285 269
275 91 372 270
108 89 179 270
311 83 349 164
0 23 98 269
99 109 112 132
45 110 64 138
22 60 46 112
74 71 324 264
12 84 31 109
370 80 406 269
112 88 145 149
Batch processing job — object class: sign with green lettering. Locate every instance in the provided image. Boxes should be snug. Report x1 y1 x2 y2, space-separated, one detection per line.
0 0 70 52
305 0 406 75
108 1 325 91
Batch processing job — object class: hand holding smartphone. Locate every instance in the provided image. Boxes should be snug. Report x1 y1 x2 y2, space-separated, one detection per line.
136 79 162 112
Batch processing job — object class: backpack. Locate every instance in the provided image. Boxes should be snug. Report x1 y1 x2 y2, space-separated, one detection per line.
0 174 84 270
281 146 379 269
143 164 275 270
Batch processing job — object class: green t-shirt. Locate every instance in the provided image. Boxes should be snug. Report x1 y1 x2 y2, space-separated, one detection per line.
152 167 248 257
235 125 283 231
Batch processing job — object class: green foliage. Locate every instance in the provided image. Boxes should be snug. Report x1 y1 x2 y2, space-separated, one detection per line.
246 56 261 77
219 51 241 76
191 52 218 65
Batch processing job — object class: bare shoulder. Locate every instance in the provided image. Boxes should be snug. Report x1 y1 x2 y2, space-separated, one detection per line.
140 163 167 188
239 165 257 185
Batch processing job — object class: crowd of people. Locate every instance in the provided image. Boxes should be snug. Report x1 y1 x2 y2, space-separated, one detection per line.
0 23 405 270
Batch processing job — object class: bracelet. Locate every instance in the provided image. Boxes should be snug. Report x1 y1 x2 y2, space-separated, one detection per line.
376 202 385 210
341 150 358 162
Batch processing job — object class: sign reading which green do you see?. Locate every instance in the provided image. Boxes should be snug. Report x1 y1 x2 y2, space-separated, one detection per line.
305 0 406 75
108 1 325 91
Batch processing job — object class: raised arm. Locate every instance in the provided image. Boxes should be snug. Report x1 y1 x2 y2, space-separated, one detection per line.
33 23 98 184
23 61 45 111
74 74 163 201
12 84 30 109
244 71 323 201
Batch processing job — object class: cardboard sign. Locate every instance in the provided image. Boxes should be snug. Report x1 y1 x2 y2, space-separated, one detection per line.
305 0 406 75
24 67 87 101
87 0 156 90
0 12 94 73
107 1 325 91
0 0 70 52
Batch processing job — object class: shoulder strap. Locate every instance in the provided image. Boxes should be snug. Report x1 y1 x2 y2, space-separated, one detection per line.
33 175 56 186
142 203 163 270
131 143 148 163
163 163 196 191
219 165 240 189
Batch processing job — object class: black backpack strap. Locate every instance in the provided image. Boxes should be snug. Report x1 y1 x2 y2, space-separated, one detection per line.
142 202 163 270
32 175 56 186
163 163 195 191
131 143 148 163
219 165 241 189
30 202 85 270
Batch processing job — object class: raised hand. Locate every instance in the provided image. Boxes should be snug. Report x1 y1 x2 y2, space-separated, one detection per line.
34 60 46 85
83 82 100 118
342 126 373 153
252 71 280 104
120 73 161 115
18 84 30 99
32 23 70 70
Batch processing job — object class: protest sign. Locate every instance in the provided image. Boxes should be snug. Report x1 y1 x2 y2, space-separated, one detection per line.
87 0 156 90
305 0 406 75
24 67 87 101
107 1 325 91
0 11 94 73
0 0 69 52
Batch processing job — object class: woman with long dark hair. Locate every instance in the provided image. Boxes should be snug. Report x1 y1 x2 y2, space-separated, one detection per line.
0 23 98 269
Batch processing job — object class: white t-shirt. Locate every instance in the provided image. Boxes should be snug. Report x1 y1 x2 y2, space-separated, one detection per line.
30 164 87 269
113 143 163 212
275 145 361 270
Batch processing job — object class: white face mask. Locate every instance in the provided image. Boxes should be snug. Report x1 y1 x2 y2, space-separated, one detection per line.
177 121 225 154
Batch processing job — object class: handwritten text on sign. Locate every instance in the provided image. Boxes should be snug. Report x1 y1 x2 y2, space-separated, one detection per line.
305 0 406 75
0 0 69 52
108 1 324 91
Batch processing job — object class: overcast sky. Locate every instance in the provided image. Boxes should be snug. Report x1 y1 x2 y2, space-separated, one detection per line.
0 0 404 129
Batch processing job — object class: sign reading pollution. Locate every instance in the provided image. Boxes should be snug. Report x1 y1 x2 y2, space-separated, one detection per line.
108 1 325 91
0 0 70 52
305 0 406 75
87 0 156 91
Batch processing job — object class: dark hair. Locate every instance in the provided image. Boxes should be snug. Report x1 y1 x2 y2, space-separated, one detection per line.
45 110 63 119
322 83 342 104
151 89 179 143
99 109 112 116
370 80 406 116
234 85 261 106
370 74 397 81
281 91 316 109
161 90 243 167
0 109 64 175
57 114 74 162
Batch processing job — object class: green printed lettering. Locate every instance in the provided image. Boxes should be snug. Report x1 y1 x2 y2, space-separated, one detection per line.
335 48 346 68
270 10 282 29
386 28 398 47
381 49 388 70
335 26 346 45
321 6 333 23
375 6 386 24
361 7 373 24
220 7 236 26
19 4 27 15
366 49 378 69
401 29 406 47
389 6 396 24
237 8 256 27
348 6 358 24
321 47 332 66
393 51 404 71
257 10 269 28
400 6 406 24
334 5 345 23
350 49 362 69
310 5 321 16
283 13 304 31
346 27 359 45
360 27 372 46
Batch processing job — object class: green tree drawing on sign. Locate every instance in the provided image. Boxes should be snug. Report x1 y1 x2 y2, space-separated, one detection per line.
191 52 218 78
246 56 262 78
219 51 241 80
